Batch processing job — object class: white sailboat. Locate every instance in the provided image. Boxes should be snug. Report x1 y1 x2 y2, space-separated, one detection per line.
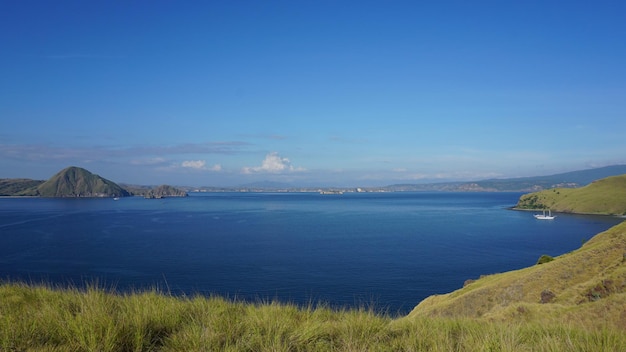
534 209 555 220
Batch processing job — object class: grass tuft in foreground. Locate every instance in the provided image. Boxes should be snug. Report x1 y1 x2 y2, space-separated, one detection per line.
1 282 625 351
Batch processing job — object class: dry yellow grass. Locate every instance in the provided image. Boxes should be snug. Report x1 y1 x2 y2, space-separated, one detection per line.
408 221 626 331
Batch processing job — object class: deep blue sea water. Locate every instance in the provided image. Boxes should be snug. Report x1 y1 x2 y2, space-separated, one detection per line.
0 192 622 315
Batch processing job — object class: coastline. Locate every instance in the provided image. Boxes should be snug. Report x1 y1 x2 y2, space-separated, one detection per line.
509 206 626 217
0 195 40 198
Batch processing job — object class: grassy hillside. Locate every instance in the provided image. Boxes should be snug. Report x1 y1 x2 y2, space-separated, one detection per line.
2 282 625 351
408 221 626 332
0 178 43 196
36 166 130 198
515 174 626 215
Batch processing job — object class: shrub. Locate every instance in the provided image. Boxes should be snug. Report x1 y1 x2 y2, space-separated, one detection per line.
536 254 554 265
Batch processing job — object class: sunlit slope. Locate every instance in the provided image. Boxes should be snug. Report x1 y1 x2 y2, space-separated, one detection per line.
515 174 626 215
0 178 43 196
408 221 626 330
36 166 130 198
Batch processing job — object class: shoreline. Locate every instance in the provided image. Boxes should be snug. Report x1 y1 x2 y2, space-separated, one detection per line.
509 206 625 217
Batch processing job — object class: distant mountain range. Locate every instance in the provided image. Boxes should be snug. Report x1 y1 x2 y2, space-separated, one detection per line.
380 165 626 192
2 165 626 196
217 165 626 192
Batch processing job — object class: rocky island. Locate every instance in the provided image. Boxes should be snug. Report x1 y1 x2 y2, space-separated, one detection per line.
141 185 188 198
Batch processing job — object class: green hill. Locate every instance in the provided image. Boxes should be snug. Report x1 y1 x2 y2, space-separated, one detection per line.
514 174 626 215
0 178 44 196
36 166 130 198
408 220 626 331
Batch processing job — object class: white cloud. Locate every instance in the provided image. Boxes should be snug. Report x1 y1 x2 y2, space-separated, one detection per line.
182 160 207 169
180 160 222 172
242 152 305 174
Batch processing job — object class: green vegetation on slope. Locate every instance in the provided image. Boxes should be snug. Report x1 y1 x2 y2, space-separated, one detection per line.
0 166 187 198
36 166 130 198
409 221 626 332
515 174 626 215
1 282 625 351
0 178 43 196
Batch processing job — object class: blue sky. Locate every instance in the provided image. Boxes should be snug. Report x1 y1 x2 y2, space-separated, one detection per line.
1 1 625 186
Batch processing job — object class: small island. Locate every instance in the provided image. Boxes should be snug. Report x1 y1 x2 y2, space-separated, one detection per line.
134 185 188 199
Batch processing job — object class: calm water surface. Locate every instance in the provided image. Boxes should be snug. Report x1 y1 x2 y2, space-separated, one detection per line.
0 192 622 314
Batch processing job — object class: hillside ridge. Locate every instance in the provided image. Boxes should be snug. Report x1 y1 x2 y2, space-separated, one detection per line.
514 174 626 215
385 164 626 192
408 221 626 330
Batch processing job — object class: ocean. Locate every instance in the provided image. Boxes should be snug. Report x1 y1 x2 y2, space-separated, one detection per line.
0 192 622 315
